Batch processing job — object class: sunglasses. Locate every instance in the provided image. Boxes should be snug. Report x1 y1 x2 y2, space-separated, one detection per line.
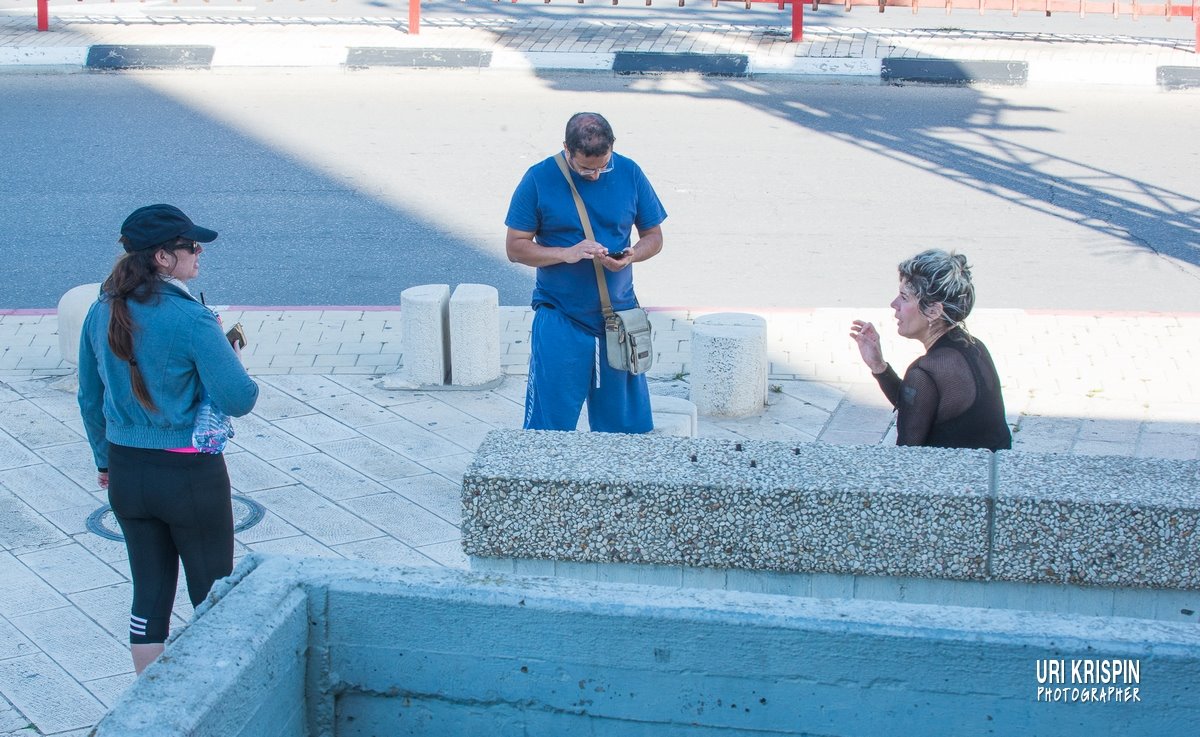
174 241 202 254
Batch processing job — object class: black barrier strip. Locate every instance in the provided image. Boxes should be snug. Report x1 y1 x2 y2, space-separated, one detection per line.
86 45 214 70
882 58 1028 85
1157 65 1200 90
613 52 749 77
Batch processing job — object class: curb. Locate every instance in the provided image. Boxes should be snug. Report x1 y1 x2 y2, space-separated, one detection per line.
0 43 1195 88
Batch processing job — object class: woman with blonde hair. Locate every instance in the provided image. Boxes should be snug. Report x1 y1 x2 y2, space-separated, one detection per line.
850 249 1011 451
78 204 258 674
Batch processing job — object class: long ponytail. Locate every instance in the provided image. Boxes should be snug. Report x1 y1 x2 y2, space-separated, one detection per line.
103 238 173 412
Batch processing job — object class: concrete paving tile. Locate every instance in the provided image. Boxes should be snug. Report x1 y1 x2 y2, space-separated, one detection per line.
324 374 426 407
313 437 427 483
0 654 107 735
710 417 820 443
332 537 441 569
17 543 125 594
1071 439 1135 457
305 393 397 428
248 485 383 546
232 509 303 545
83 672 135 709
0 464 94 515
246 382 319 421
0 430 40 472
383 474 461 526
69 533 126 566
387 398 482 432
226 413 314 460
67 583 134 641
224 451 300 492
26 391 83 426
32 443 101 494
0 400 81 449
417 452 474 486
357 419 471 462
1135 432 1200 460
11 605 130 682
414 540 469 570
0 616 36 661
0 382 20 404
272 414 359 445
36 504 96 541
0 694 33 733
408 391 523 427
339 492 459 548
774 379 848 413
245 535 341 559
490 375 529 404
431 421 494 453
0 485 68 553
268 453 387 502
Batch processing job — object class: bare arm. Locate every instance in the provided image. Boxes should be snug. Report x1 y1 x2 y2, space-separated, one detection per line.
506 228 606 268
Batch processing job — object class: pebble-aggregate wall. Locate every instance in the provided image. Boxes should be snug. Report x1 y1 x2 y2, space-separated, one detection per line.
462 429 1200 590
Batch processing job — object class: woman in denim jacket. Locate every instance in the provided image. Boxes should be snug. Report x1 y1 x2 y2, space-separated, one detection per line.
78 204 258 674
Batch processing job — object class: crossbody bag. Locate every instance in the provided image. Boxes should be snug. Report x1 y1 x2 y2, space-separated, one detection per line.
553 153 654 375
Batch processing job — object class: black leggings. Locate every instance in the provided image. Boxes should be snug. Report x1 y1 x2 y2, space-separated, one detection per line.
107 443 233 644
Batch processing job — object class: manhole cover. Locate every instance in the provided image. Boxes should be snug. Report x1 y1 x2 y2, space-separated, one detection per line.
86 495 266 542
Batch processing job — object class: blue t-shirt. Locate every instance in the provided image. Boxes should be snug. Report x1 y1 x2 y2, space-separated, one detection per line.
505 151 667 337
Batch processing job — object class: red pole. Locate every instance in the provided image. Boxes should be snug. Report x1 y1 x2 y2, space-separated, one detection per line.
792 0 803 41
409 0 420 35
37 0 49 31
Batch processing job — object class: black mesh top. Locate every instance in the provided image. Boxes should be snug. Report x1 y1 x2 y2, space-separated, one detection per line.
873 328 1012 451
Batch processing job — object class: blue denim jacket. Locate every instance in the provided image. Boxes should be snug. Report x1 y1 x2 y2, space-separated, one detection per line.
77 282 258 469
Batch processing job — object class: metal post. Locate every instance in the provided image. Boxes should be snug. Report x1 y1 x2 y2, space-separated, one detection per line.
792 0 803 41
37 0 49 31
409 0 420 35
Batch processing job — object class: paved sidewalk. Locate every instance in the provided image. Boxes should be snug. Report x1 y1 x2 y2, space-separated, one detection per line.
1 303 1198 736
1 10 1198 85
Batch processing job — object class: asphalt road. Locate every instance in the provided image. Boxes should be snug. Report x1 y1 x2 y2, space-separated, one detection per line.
3 71 1198 311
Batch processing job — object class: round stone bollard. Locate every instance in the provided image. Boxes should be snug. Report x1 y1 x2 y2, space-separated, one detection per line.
690 312 768 418
400 284 451 386
57 283 102 367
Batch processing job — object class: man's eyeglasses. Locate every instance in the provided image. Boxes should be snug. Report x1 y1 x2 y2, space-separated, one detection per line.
566 151 614 177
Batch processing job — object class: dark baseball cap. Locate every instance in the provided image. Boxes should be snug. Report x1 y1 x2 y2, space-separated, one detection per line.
120 204 218 252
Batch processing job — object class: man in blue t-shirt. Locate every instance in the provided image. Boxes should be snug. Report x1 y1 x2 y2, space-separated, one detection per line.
505 112 668 433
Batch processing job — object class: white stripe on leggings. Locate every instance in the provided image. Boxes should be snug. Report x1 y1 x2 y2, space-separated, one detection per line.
593 337 601 388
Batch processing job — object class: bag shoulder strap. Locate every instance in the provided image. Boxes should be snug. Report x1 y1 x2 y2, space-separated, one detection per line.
554 152 614 320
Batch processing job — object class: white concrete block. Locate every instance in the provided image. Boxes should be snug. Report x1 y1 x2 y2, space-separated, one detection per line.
690 312 768 418
650 395 698 437
56 283 101 367
449 284 501 387
400 284 450 386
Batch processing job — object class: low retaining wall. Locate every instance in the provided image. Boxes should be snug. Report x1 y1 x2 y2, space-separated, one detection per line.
462 430 1200 619
93 555 1200 737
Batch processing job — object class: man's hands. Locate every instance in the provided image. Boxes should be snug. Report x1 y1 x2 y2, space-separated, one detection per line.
599 247 636 271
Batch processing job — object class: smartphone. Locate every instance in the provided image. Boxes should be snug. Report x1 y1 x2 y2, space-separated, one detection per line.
225 323 247 350
607 250 628 260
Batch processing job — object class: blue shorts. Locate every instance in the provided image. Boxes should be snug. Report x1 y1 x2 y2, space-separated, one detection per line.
524 305 652 434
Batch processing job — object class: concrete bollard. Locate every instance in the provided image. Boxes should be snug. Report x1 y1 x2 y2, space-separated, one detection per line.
690 312 768 418
400 284 450 386
650 395 698 437
449 284 501 387
57 283 102 367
